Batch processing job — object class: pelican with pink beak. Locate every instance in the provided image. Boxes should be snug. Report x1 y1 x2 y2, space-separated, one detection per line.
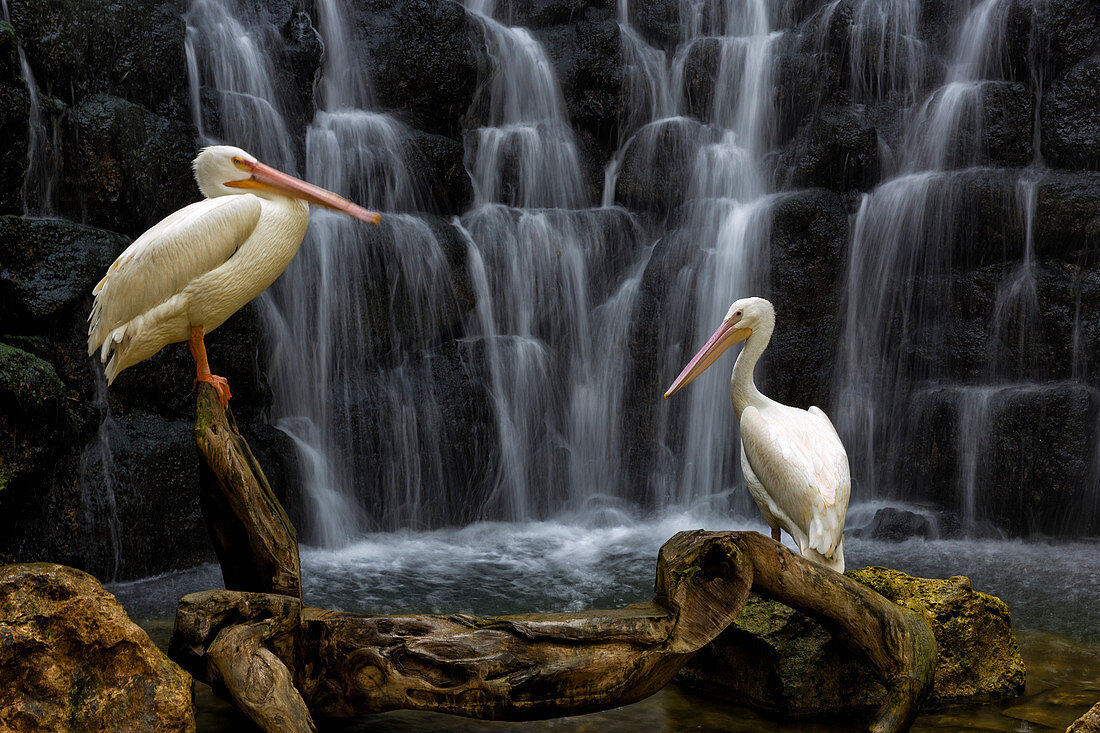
88 145 382 410
664 297 850 572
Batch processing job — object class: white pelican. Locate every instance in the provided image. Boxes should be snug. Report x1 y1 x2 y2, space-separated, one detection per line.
87 145 380 409
664 297 850 572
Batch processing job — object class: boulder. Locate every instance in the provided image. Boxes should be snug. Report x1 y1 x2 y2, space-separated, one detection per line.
366 0 481 139
614 117 717 217
775 104 879 192
0 563 194 732
763 188 847 410
67 94 197 237
1041 55 1100 170
1036 170 1100 260
678 567 1026 714
854 507 935 541
0 215 128 324
5 0 188 121
403 128 473 215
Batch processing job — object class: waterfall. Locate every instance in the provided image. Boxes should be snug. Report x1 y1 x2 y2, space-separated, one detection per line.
2 0 57 216
77 365 122 581
832 0 1099 534
175 0 1098 543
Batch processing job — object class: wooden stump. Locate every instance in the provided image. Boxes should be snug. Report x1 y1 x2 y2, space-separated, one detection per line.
194 382 301 599
171 529 936 733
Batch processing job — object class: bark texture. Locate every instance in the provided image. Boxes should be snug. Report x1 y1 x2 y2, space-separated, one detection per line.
194 382 301 598
170 530 936 733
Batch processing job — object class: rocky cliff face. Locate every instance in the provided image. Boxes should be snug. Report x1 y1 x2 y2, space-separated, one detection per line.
0 0 1097 579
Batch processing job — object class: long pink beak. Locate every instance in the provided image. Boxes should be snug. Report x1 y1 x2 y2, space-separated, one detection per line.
228 161 382 225
664 320 751 399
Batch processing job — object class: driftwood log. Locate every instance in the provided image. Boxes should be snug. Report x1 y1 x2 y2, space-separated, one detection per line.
194 382 301 598
182 387 937 733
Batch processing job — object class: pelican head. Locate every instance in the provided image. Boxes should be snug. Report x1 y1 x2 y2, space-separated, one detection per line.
664 296 774 399
192 145 381 225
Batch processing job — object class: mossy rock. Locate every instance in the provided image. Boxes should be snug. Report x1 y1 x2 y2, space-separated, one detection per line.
0 341 72 428
678 566 1026 716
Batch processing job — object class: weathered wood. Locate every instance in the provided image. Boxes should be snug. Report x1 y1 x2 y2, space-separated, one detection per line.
171 530 936 733
194 382 301 598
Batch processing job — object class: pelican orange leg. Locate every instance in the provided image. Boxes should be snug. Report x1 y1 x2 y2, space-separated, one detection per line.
188 325 232 411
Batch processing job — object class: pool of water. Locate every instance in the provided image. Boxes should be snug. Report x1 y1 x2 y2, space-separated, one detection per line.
111 511 1100 731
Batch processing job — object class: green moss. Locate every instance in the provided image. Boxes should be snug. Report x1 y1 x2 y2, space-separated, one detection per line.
0 342 75 437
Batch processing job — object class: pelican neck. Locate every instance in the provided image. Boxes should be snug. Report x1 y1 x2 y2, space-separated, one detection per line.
731 323 772 420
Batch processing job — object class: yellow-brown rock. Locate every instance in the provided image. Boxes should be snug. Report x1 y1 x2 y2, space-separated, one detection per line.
678 566 1025 715
0 563 194 732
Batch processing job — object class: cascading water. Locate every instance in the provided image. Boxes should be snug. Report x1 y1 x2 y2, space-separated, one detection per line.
832 0 1100 533
178 0 1099 548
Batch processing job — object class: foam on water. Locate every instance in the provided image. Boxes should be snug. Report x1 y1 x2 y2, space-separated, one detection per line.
111 514 1100 641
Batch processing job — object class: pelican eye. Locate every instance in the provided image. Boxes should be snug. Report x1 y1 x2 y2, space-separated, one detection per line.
734 310 742 317
232 156 250 170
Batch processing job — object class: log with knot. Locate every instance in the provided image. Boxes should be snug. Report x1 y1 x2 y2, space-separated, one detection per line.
177 383 936 733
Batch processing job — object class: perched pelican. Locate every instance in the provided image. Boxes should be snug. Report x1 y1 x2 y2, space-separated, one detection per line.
664 297 850 572
87 145 381 409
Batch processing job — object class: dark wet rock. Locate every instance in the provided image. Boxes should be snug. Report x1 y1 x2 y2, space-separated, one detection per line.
0 22 28 215
1035 170 1100 261
404 128 473 215
982 385 1100 536
983 81 1035 167
0 563 195 731
66 94 197 238
1042 55 1100 170
6 0 188 121
773 37 842 144
276 10 323 141
614 117 716 217
0 342 73 435
678 567 1025 714
776 104 879 192
627 0 680 51
1011 0 1100 79
0 341 76 504
492 0 613 30
622 229 706 493
366 0 481 139
0 215 128 324
902 384 1100 537
536 14 622 150
82 409 212 579
764 189 847 411
680 37 719 122
854 507 935 541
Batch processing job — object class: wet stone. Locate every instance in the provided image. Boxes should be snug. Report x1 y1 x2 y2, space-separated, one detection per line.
0 563 195 732
678 567 1026 715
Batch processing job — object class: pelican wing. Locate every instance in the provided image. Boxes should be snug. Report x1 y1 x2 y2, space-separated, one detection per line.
740 404 850 556
87 195 262 358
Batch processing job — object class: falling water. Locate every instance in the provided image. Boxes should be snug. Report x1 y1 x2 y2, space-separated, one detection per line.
832 0 1099 534
2 0 57 215
178 0 1099 544
77 365 122 581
